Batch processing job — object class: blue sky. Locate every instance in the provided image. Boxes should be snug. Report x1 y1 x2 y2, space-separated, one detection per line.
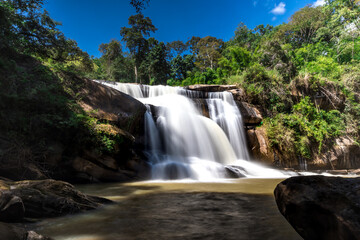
43 0 325 58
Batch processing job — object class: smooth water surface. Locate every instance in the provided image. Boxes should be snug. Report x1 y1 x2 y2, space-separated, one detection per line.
33 179 302 240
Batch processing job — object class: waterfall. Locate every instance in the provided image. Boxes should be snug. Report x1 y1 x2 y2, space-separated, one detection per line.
207 92 250 160
96 81 290 180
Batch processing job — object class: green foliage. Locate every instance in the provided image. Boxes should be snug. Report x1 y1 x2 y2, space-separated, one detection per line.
304 56 342 80
268 97 345 159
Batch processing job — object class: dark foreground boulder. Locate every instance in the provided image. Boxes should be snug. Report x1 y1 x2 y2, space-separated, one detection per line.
274 176 360 240
0 179 111 220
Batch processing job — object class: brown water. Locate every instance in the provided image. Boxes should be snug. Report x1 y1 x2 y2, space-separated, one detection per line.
33 179 302 240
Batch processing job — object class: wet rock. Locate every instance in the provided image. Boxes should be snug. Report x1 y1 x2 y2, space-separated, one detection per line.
192 98 210 118
225 166 246 178
236 102 262 125
274 176 360 240
185 84 237 92
0 191 25 222
0 222 52 240
9 179 111 218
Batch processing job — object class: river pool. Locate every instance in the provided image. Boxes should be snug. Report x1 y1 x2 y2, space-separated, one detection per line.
33 178 302 240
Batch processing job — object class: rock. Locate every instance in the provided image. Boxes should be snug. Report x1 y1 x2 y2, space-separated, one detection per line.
0 163 47 181
83 150 119 171
192 99 210 118
0 190 25 222
72 157 135 183
236 102 262 125
274 176 360 240
79 79 147 137
185 84 237 92
0 222 52 240
246 128 273 165
26 231 52 240
44 142 64 168
228 88 246 101
321 137 360 169
224 166 246 178
8 179 111 218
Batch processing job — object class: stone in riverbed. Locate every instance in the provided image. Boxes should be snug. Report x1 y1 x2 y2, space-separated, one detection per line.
5 179 112 219
0 191 25 222
274 176 360 240
0 222 52 240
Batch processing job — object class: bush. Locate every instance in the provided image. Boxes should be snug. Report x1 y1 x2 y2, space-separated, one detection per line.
304 56 342 80
267 97 345 159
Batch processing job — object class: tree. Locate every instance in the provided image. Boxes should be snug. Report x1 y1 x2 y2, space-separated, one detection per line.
166 40 188 58
120 14 157 83
98 39 123 79
186 36 201 55
218 46 251 76
323 0 360 62
196 36 224 70
259 40 296 81
143 38 170 84
170 54 195 80
130 0 149 13
280 6 326 46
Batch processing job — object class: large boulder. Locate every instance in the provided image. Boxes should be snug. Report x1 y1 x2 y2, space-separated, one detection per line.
236 102 263 125
79 79 147 137
1 179 111 219
274 176 360 240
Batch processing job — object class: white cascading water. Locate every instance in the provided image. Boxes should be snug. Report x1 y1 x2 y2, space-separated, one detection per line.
96 81 292 180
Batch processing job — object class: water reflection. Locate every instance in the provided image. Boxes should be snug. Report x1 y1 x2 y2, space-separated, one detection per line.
33 179 301 240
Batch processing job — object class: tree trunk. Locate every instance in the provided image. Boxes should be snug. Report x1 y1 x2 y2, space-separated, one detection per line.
134 65 137 83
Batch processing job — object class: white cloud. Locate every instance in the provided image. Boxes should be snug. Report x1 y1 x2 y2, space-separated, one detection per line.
272 16 277 21
312 0 326 7
270 2 286 15
253 1 258 7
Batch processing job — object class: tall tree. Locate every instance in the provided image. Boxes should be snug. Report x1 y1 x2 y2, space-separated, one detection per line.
142 38 170 84
120 14 157 83
166 40 188 59
186 36 201 55
99 39 123 79
196 36 224 70
280 6 326 46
